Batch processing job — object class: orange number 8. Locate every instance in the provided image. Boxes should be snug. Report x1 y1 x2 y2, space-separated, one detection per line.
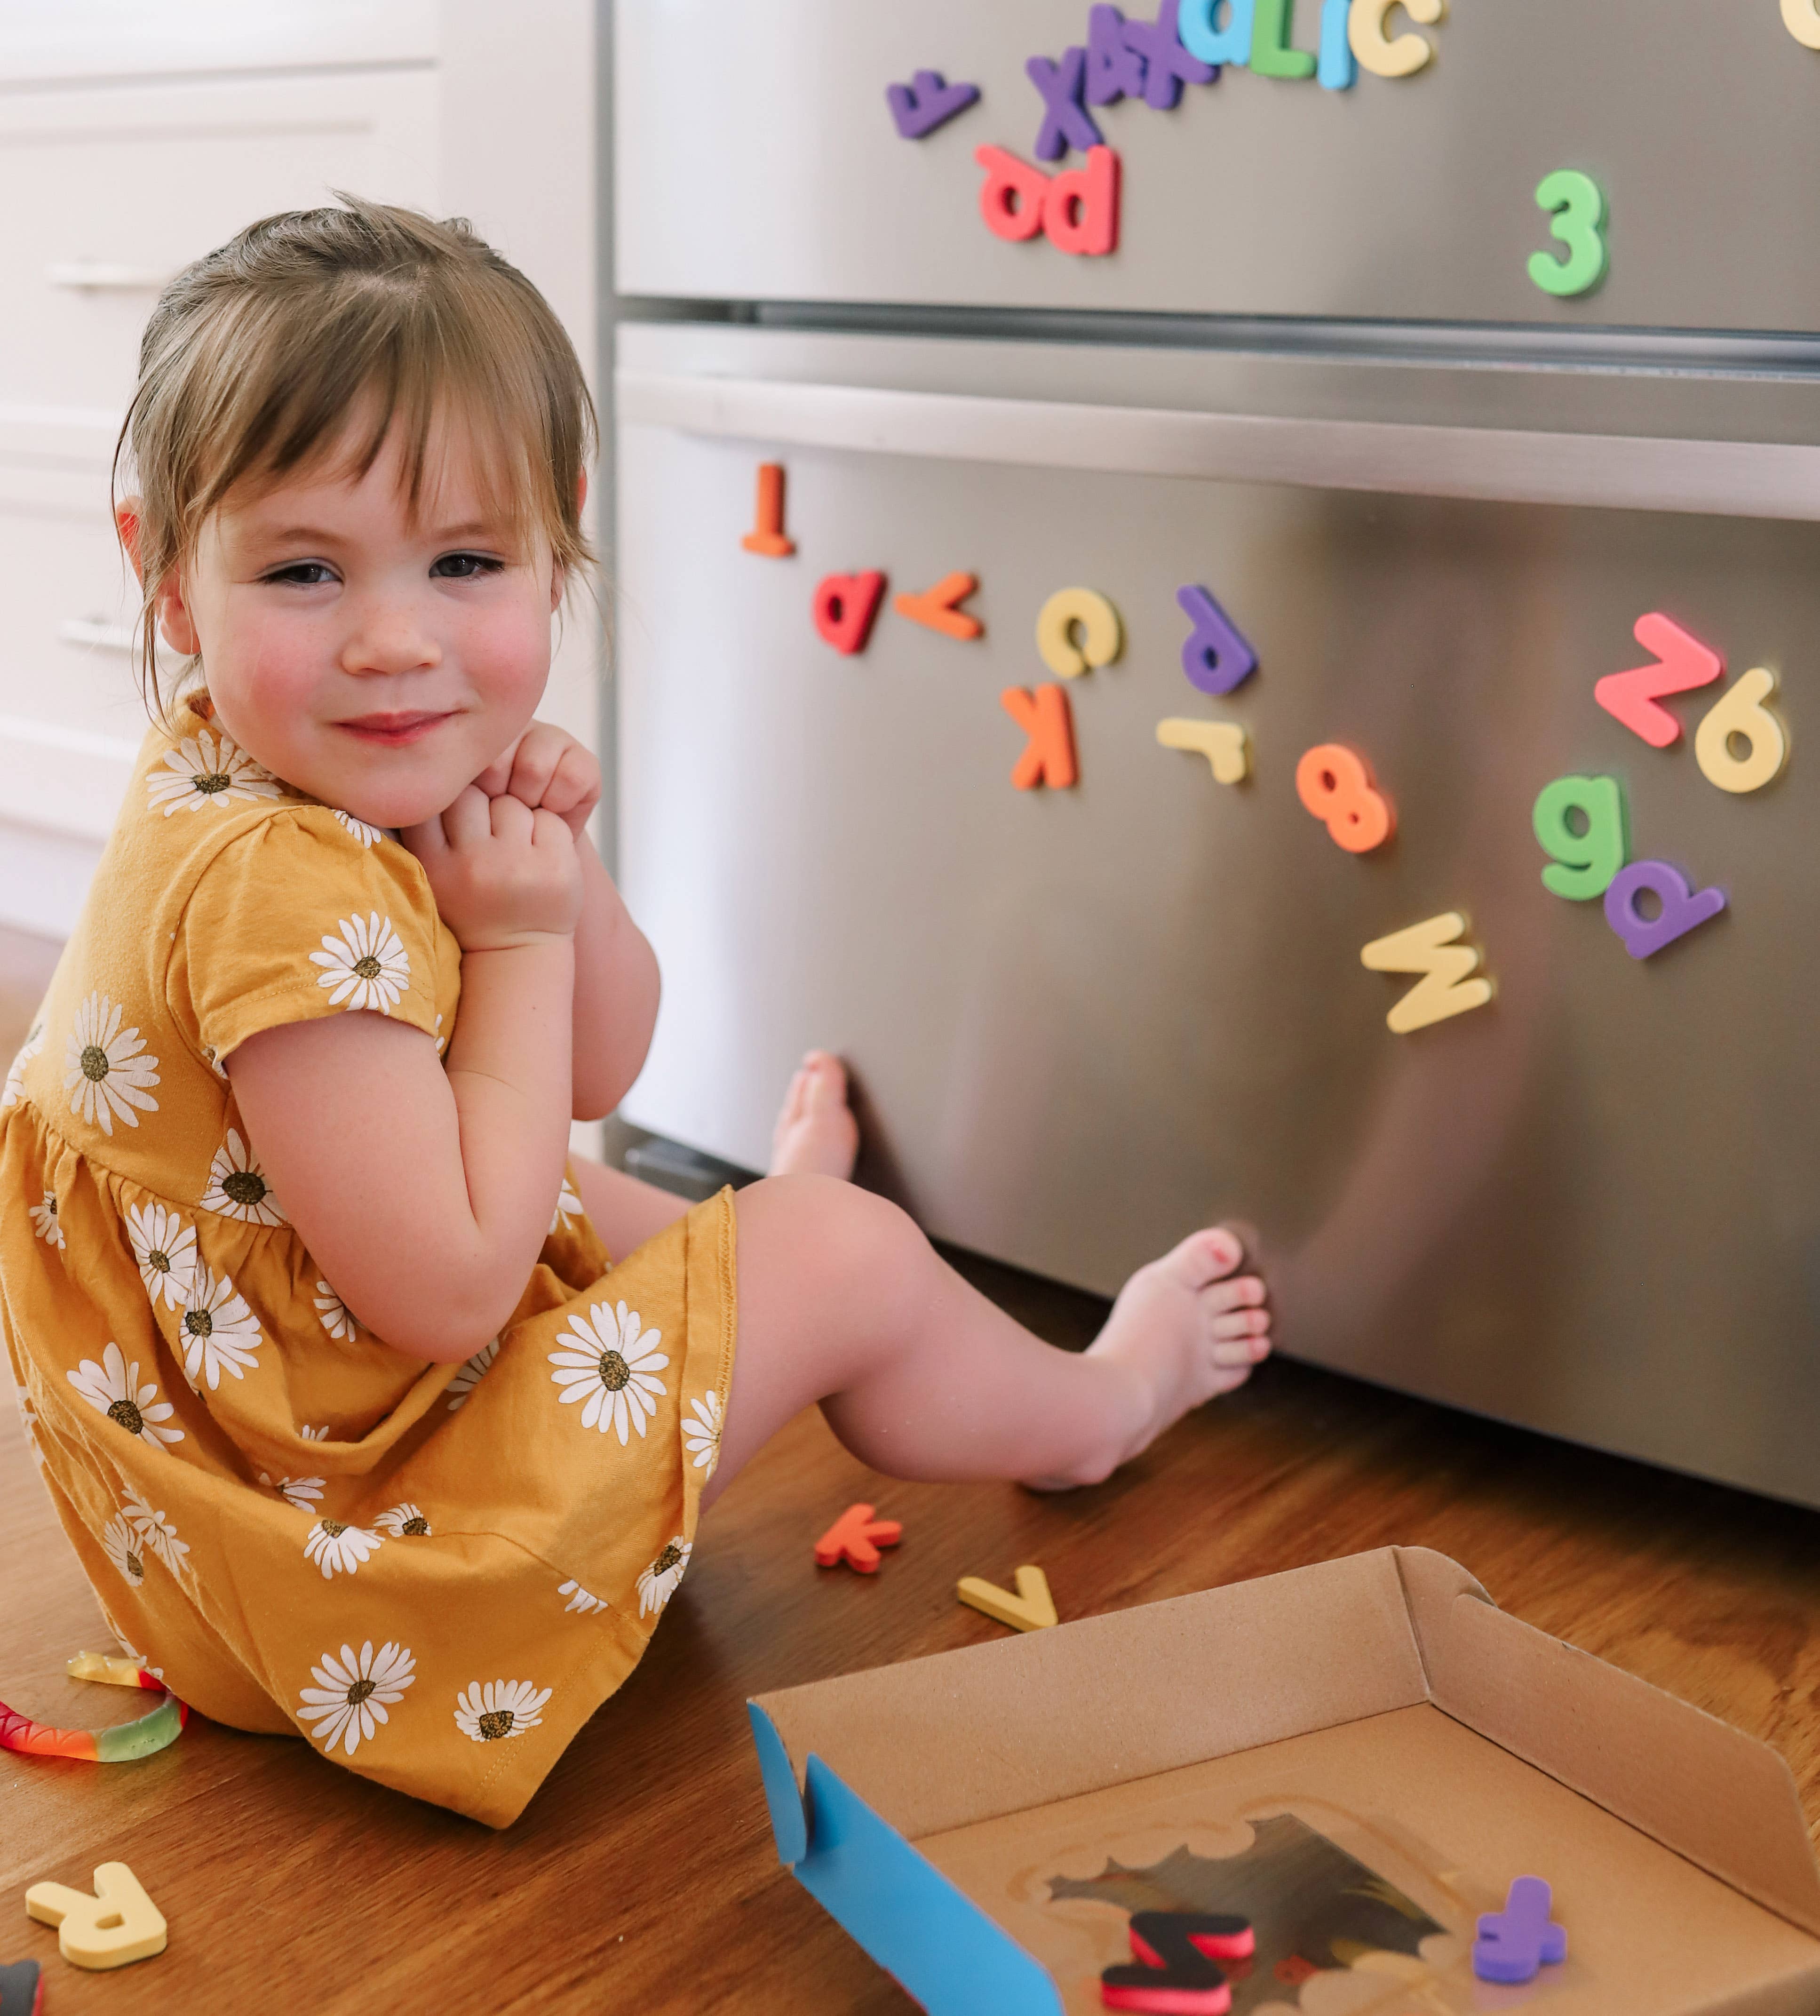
1296 743 1395 854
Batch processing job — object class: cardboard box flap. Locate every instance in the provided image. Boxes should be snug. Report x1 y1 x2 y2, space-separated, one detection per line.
751 1549 1430 1844
1400 1556 1820 1940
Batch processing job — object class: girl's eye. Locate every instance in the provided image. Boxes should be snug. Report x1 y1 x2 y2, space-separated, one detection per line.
264 562 337 587
430 551 503 580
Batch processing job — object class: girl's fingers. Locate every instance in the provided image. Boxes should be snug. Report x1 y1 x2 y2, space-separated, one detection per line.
441 784 494 848
542 745 601 819
530 805 576 852
488 792 534 843
398 814 446 860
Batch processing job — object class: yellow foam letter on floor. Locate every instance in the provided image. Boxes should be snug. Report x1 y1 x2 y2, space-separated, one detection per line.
1360 911 1493 1035
1349 0 1446 76
957 1564 1058 1633
1156 718 1250 784
25 1861 167 1970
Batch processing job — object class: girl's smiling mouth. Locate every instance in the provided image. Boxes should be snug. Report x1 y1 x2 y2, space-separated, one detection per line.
336 710 458 747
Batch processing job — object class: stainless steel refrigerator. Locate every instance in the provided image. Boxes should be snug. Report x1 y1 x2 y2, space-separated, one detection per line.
610 1 1820 1507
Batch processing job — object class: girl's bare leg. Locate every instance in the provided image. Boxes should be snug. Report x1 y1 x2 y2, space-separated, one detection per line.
570 1051 860 1256
704 1176 1271 1511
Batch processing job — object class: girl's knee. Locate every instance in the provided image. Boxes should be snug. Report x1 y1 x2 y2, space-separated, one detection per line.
738 1173 928 1307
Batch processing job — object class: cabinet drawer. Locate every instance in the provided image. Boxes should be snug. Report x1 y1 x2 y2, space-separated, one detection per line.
0 67 438 414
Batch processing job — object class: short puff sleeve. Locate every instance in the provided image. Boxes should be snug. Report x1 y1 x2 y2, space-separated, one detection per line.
171 809 453 1066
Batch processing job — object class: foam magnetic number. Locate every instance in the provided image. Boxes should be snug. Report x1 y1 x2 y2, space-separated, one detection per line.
1694 667 1789 794
1035 587 1122 678
1529 170 1607 298
1296 743 1393 853
1783 0 1820 50
1533 775 1626 900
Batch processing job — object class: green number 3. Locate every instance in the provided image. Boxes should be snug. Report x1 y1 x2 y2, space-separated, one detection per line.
1528 169 1607 298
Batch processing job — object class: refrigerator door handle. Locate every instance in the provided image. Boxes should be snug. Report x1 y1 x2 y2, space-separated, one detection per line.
617 367 1820 524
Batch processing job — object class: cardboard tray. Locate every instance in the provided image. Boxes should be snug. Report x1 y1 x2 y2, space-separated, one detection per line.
747 1548 1820 2014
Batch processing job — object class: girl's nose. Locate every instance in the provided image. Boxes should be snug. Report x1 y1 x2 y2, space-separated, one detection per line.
340 610 441 676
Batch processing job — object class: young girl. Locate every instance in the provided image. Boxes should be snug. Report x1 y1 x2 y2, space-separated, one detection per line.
0 199 1272 1826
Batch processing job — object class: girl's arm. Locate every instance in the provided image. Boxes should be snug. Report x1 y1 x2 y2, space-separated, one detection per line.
227 787 581 1362
471 723 660 1120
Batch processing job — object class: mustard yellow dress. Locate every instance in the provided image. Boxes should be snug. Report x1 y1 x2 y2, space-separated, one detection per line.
0 695 735 1826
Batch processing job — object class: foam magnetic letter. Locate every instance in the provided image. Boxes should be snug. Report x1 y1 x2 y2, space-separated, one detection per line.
1785 0 1820 48
976 145 1052 242
1349 0 1446 77
1157 718 1249 784
1178 0 1256 65
884 70 980 140
812 571 887 654
1043 145 1121 255
1086 5 1148 103
1002 685 1080 789
1249 0 1317 77
1694 667 1789 794
1036 587 1123 677
1318 0 1357 85
1604 862 1726 960
1101 1912 1255 2014
1361 913 1493 1034
1121 0 1219 108
1176 584 1257 695
740 462 795 557
1473 1877 1568 1986
1594 611 1723 749
1027 45 1103 159
1532 775 1626 900
24 1863 167 1971
894 571 983 640
813 1503 903 1573
956 1564 1060 1632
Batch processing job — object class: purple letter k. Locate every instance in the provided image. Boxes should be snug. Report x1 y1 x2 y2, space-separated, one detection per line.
1123 0 1219 107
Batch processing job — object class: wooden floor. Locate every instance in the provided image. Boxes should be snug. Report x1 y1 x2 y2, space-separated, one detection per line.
7 1233 1820 2013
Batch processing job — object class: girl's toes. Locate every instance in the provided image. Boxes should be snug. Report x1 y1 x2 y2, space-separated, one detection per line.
1211 1307 1268 1342
1161 1226 1244 1290
1205 1274 1267 1316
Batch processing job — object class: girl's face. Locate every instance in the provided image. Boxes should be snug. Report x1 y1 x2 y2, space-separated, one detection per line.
151 417 564 829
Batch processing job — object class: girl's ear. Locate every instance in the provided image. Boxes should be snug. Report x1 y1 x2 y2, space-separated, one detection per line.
154 564 201 658
115 499 144 582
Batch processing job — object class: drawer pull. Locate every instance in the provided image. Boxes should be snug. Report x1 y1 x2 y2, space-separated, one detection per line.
48 261 172 293
58 619 137 654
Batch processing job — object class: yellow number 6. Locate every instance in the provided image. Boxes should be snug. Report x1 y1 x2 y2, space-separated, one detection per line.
1783 0 1820 51
1529 169 1607 298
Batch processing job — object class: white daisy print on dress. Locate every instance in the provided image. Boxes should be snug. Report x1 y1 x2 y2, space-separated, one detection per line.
331 808 385 847
300 1424 329 1441
64 992 159 1136
15 1393 46 1470
313 1282 356 1340
453 1678 552 1744
445 1338 499 1410
260 1471 325 1511
683 1391 723 1476
637 1537 691 1618
310 913 410 1014
28 1190 64 1250
432 1013 446 1055
297 1639 414 1757
145 727 280 816
374 1503 431 1537
303 1517 382 1579
548 1177 582 1237
199 1128 286 1226
67 1342 183 1446
547 1301 668 1446
101 1512 147 1586
177 1265 262 1390
558 1578 607 1616
125 1202 197 1310
2 1018 43 1108
121 1488 189 1575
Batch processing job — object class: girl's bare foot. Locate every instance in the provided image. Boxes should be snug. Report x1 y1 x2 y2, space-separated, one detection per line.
769 1051 861 1179
1023 1227 1271 1489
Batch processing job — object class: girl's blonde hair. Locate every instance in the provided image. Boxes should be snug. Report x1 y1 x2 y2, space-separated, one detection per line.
115 194 597 718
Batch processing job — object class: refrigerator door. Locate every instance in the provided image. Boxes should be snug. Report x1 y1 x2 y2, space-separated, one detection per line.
616 321 1820 1508
615 0 1820 331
